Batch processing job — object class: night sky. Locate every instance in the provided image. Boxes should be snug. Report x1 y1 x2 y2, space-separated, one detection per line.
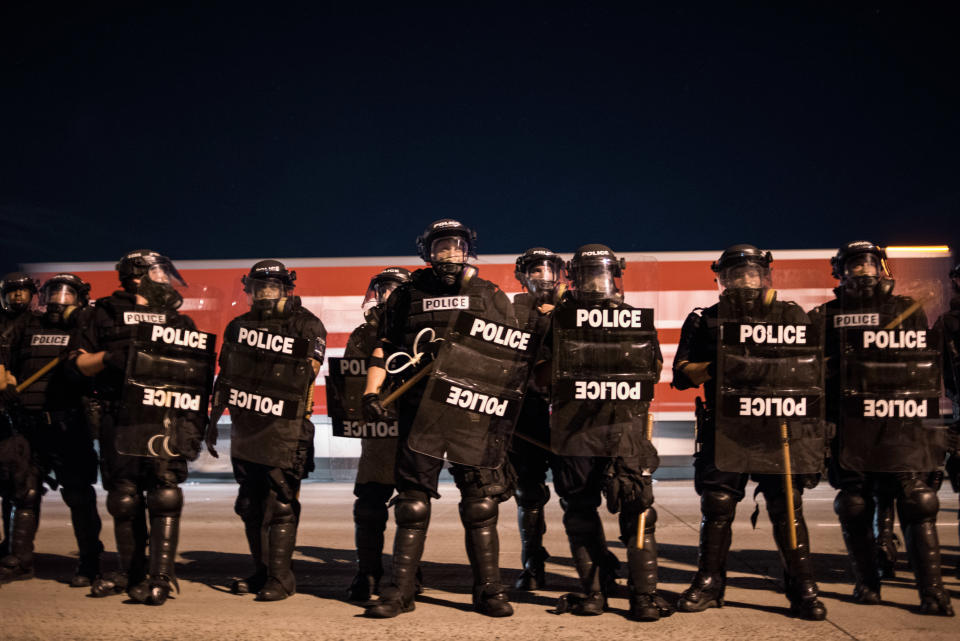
2 2 959 274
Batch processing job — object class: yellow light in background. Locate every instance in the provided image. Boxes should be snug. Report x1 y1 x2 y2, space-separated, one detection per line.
885 245 951 253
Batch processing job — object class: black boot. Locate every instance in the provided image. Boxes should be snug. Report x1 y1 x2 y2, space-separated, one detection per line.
770 501 826 621
348 496 388 601
624 509 673 622
676 515 732 612
232 519 268 595
515 505 548 590
365 497 429 618
558 502 607 615
462 497 512 617
874 493 898 580
61 485 103 588
903 519 954 616
144 515 180 605
257 494 298 602
835 490 881 604
0 504 38 584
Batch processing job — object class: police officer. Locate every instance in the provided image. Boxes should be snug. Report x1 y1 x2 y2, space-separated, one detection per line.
73 250 206 605
346 266 412 601
207 260 326 602
0 273 38 557
549 245 672 621
361 219 516 618
813 241 952 615
509 247 562 590
935 261 960 579
672 245 826 620
0 274 103 586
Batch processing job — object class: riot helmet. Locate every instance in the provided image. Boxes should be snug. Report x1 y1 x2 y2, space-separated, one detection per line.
39 273 90 324
830 241 892 298
567 244 625 304
415 219 477 286
712 244 772 309
515 247 564 303
0 272 38 315
116 249 187 309
362 267 411 322
950 262 960 294
242 259 297 316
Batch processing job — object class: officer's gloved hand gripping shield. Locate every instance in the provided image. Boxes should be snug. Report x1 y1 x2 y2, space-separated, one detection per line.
714 258 826 474
117 315 216 460
549 256 659 461
836 262 947 472
406 309 540 469
326 355 399 439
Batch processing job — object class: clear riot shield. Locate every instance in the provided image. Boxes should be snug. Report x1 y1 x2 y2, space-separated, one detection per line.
838 277 947 472
550 257 659 461
326 356 399 439
117 323 217 458
406 311 540 468
714 285 826 474
213 319 317 469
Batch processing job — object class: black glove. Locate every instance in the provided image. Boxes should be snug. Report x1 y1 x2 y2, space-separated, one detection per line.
362 393 389 422
103 345 129 372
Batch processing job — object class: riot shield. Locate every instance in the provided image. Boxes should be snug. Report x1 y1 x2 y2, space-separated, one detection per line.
714 289 826 474
406 311 539 468
326 356 399 439
117 323 216 458
213 319 317 469
549 302 658 459
837 277 947 472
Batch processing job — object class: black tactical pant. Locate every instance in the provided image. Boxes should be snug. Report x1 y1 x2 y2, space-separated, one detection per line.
690 447 819 606
0 430 36 575
98 412 187 588
232 447 309 597
382 405 514 606
12 410 102 578
829 458 949 602
507 400 554 589
553 454 658 598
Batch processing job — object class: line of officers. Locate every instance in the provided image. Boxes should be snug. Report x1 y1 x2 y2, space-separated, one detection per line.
0 222 957 622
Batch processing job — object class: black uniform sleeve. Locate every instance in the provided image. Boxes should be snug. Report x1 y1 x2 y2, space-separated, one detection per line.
671 309 706 390
380 285 411 354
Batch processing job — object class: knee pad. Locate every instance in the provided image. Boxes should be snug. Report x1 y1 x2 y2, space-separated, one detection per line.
701 489 737 521
561 503 600 539
394 497 430 530
354 496 389 526
834 489 869 522
233 494 261 522
146 486 183 517
18 486 41 510
898 484 939 524
107 487 141 520
515 481 550 510
459 496 497 528
266 492 296 526
764 489 802 521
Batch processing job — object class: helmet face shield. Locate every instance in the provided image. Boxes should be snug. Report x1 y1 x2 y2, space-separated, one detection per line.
3 287 34 311
362 279 400 312
42 283 78 307
429 236 469 265
144 258 186 288
842 253 881 280
522 259 561 299
571 259 622 302
717 261 770 294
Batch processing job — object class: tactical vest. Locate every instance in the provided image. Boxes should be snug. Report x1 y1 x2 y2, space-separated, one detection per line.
399 271 492 351
15 314 74 411
94 293 183 401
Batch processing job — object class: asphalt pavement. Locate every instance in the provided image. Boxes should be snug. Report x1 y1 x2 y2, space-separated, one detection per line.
3 480 959 641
